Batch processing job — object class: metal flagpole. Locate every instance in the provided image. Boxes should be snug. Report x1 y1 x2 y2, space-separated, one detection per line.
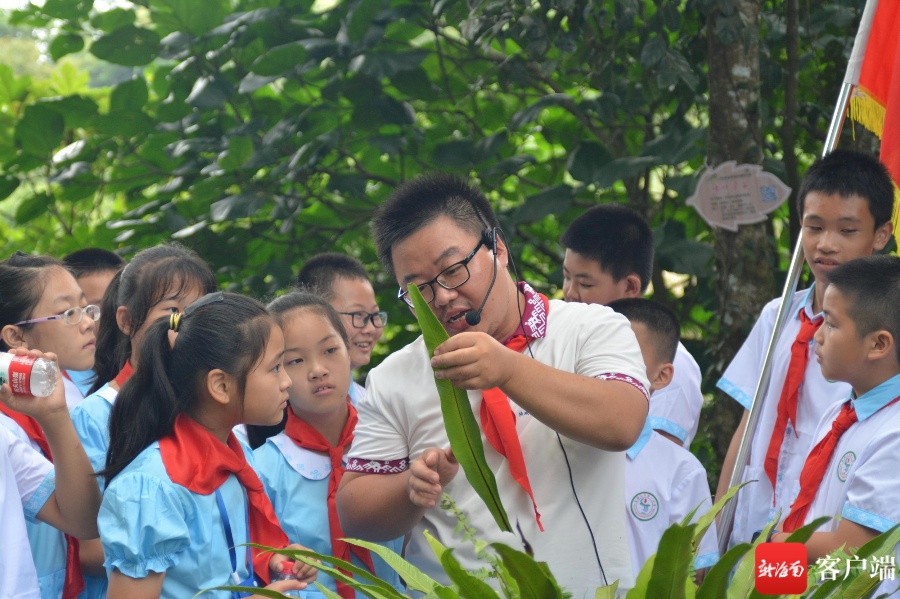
715 0 880 549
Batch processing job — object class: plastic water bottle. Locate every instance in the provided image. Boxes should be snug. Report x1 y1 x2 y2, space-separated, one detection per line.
272 560 304 597
0 354 58 397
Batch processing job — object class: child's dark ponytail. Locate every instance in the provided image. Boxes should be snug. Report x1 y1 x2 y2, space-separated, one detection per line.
89 243 216 394
103 292 275 484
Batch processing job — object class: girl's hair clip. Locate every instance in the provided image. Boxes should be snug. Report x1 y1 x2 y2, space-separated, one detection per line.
169 312 183 332
184 291 224 317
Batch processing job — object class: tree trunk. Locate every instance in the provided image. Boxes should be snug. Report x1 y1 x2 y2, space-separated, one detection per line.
705 0 777 487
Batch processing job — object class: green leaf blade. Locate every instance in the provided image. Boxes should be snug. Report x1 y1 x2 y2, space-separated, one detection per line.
407 284 512 533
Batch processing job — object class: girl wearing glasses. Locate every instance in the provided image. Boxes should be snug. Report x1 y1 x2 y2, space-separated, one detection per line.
249 292 403 597
0 252 100 599
70 243 217 599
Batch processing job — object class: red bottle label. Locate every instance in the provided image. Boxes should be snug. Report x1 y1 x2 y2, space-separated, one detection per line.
6 356 33 396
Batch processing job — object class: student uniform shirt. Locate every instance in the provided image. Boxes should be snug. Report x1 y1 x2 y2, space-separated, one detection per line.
63 376 86 411
254 434 404 596
348 381 365 406
0 424 55 599
0 415 67 599
99 441 257 598
647 342 704 447
625 421 718 579
347 291 650 598
717 288 850 545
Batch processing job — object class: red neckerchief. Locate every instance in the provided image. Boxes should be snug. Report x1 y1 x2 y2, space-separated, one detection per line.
112 360 133 389
0 405 84 599
783 395 900 531
763 308 823 495
478 284 548 530
159 415 289 584
284 404 374 598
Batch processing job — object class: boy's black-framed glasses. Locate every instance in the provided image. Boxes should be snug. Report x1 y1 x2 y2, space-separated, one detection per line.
338 310 388 328
397 238 485 309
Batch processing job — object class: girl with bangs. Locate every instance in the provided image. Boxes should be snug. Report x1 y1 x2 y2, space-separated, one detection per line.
99 292 315 597
70 243 217 598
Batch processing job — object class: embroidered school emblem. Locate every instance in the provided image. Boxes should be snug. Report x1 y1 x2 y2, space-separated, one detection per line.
631 492 659 521
836 451 856 482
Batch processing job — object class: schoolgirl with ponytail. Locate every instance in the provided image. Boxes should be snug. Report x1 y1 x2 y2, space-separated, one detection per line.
99 292 315 598
70 242 217 597
249 292 403 598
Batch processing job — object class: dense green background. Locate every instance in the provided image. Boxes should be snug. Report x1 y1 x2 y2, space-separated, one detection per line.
0 0 875 483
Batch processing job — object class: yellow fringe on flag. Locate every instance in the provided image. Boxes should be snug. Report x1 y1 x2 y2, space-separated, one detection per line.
848 87 900 248
849 87 886 139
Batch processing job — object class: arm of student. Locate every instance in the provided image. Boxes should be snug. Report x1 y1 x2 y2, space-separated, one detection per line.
431 333 647 450
716 410 749 504
107 570 165 599
338 447 459 541
79 538 107 577
771 520 878 563
0 349 101 539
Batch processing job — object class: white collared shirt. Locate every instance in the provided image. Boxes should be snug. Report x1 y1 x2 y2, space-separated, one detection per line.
717 287 850 545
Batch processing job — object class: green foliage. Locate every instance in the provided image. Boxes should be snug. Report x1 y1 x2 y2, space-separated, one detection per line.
408 283 512 534
213 492 899 599
0 0 869 478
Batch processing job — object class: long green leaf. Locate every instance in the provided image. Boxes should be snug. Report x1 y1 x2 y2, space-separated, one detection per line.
490 542 564 599
441 548 499 598
594 581 619 599
727 516 780 599
408 284 512 532
696 543 753 599
646 522 696 599
313 582 344 599
345 536 442 594
689 482 752 554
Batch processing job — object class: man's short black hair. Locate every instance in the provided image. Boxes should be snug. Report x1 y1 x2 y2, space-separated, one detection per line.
560 204 654 292
297 253 370 301
607 298 679 363
797 149 894 228
827 254 900 363
62 248 125 278
372 173 497 278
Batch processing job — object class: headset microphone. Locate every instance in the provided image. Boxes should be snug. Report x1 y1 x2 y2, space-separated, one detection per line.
465 229 499 326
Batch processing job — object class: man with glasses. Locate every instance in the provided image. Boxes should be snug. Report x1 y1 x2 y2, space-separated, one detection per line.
297 253 387 404
337 173 650 597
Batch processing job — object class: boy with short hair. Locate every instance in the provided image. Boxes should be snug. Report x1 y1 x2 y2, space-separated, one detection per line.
561 204 704 448
297 253 387 403
61 248 125 396
61 248 124 308
770 255 900 567
609 298 719 578
717 149 894 547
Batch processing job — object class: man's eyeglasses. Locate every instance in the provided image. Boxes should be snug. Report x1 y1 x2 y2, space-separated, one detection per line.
338 310 388 328
14 304 101 327
398 238 484 309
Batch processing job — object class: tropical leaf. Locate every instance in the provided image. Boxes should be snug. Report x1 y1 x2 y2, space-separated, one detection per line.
348 536 443 594
695 542 753 599
688 482 751 555
441 548 498 598
490 542 564 599
407 284 512 533
646 522 697 599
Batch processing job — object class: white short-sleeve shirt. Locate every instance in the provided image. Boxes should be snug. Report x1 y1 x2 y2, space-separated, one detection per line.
717 287 850 545
648 342 703 447
0 424 55 599
625 423 719 578
347 291 650 598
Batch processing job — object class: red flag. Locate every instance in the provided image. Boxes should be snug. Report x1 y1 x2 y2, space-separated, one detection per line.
848 0 900 231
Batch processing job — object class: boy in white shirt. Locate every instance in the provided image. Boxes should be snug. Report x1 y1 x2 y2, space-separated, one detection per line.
561 205 704 447
609 298 719 579
770 255 900 569
716 150 895 546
